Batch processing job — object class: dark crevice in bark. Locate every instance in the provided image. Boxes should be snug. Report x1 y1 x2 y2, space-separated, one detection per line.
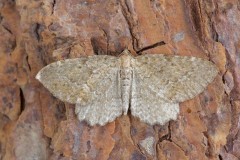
101 29 109 55
172 140 186 153
91 29 109 55
51 0 56 15
26 55 31 71
224 99 236 152
119 0 138 51
203 2 220 43
222 71 230 96
127 112 147 158
19 88 25 113
0 14 3 22
184 0 205 43
86 140 91 153
158 133 170 142
55 102 66 120
158 122 172 143
136 143 146 156
136 41 166 55
128 111 136 145
203 131 214 158
191 1 203 33
34 23 41 41
67 47 72 58
197 0 203 23
218 154 223 160
157 122 185 153
211 24 220 42
90 37 106 55
2 24 13 34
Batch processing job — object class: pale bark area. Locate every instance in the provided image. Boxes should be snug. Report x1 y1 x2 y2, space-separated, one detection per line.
0 0 239 160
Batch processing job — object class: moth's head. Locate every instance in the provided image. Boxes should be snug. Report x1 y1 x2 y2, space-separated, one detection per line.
120 49 133 57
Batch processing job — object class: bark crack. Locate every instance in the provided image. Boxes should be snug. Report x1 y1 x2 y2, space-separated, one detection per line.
119 0 139 51
128 114 148 158
33 23 41 41
2 24 13 34
197 0 203 24
203 131 215 158
26 55 31 71
19 87 25 114
51 0 56 15
157 122 186 155
102 29 109 55
218 154 223 160
136 41 166 54
158 123 171 143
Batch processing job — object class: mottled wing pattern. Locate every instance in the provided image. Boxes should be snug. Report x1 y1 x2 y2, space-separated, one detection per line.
75 91 123 126
36 55 123 125
132 54 218 103
130 54 218 125
131 72 180 125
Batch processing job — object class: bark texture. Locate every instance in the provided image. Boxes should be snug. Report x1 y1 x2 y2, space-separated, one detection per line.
0 0 239 159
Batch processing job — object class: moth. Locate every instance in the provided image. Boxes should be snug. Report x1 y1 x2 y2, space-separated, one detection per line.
36 49 218 126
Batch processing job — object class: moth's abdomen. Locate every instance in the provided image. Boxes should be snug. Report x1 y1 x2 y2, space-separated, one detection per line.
120 68 132 114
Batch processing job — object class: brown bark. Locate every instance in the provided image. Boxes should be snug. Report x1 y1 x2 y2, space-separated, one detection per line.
0 0 239 159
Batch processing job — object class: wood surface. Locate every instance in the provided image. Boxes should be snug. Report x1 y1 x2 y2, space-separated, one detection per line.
0 0 239 159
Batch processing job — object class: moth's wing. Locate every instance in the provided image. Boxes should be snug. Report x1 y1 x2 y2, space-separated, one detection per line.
75 98 122 126
131 71 180 125
131 85 180 125
130 54 218 125
132 54 218 103
36 55 123 126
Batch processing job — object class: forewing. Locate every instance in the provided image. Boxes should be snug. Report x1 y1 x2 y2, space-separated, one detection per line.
36 55 121 105
132 54 218 103
75 71 122 125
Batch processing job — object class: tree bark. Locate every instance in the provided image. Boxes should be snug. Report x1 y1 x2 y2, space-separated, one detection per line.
0 0 239 160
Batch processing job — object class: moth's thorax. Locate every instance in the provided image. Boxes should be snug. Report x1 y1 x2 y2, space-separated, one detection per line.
119 50 133 77
120 50 133 69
